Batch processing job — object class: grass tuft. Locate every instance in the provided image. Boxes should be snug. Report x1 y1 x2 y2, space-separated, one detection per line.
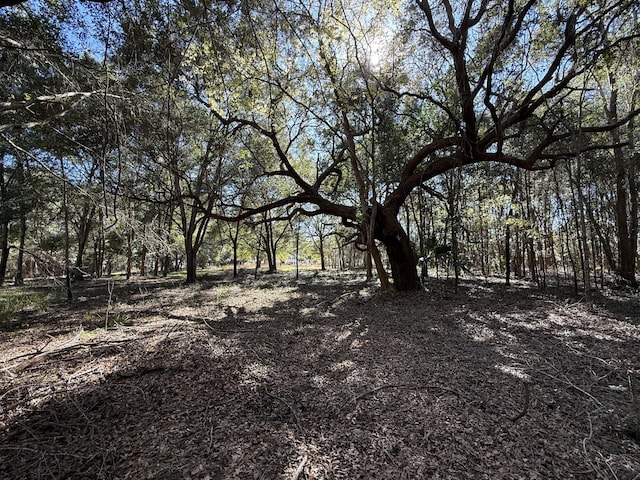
0 289 50 330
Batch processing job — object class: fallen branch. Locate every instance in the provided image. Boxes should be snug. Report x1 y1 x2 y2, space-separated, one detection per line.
290 453 308 480
315 291 354 309
114 366 177 379
2 338 53 364
7 339 135 373
537 369 604 407
344 383 467 410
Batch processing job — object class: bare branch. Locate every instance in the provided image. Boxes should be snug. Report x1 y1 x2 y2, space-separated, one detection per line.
0 0 112 7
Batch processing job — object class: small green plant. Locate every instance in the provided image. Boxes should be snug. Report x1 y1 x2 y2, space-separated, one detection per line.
107 312 133 327
84 307 133 329
82 308 99 323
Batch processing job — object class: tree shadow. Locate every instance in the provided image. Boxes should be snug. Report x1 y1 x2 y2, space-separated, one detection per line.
1 275 638 479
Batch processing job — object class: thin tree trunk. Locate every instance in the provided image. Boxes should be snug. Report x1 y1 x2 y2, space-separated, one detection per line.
140 244 147 276
92 209 105 278
254 231 262 278
505 224 511 287
61 159 72 302
14 212 26 286
319 234 326 271
295 226 300 280
161 201 173 277
447 170 461 292
0 221 9 287
505 173 520 287
569 168 587 296
364 250 373 280
232 222 240 277
73 204 96 281
575 159 593 308
126 227 134 280
0 159 9 286
566 229 579 295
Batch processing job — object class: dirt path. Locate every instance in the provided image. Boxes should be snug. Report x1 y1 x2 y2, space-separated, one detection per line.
1 273 639 479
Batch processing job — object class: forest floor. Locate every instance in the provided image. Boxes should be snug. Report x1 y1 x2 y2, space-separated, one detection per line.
0 271 639 480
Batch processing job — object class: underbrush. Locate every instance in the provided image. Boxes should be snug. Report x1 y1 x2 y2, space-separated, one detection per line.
0 288 51 330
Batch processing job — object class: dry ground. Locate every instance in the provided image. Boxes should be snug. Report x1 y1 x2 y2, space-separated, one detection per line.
1 271 639 479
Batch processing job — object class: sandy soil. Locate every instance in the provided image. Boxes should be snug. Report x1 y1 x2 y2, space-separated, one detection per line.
1 272 639 479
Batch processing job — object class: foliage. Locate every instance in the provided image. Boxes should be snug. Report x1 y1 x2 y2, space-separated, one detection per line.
0 0 638 289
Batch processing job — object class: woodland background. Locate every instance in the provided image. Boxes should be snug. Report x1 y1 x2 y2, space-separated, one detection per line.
0 0 638 294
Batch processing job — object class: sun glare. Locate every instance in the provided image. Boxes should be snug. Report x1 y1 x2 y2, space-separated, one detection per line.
368 38 384 69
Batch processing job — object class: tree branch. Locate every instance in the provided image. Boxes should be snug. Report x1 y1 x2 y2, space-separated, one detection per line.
0 0 112 6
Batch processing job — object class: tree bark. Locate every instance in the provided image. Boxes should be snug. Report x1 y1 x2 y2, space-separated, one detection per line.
608 74 638 286
575 159 593 308
73 204 96 281
140 244 147 276
614 151 637 285
232 229 239 277
126 227 134 280
14 211 26 286
91 210 105 278
185 240 197 283
374 205 420 291
318 234 326 271
0 159 8 287
0 221 9 287
61 159 72 302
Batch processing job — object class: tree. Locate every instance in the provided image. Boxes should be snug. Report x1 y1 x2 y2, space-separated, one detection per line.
306 214 336 271
184 0 640 290
1 2 125 286
602 71 639 287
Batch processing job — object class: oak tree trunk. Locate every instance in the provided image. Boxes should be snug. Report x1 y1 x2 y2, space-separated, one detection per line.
0 159 8 287
374 205 420 291
184 231 198 284
608 76 638 286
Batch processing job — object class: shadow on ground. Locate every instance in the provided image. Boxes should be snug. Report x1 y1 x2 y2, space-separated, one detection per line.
1 274 639 479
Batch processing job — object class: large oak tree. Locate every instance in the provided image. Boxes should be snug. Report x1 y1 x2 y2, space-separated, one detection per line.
183 0 639 290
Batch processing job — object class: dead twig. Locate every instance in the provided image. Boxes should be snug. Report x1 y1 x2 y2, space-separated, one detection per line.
263 387 305 438
1 339 54 365
8 339 135 374
509 381 530 422
629 371 640 424
536 369 604 407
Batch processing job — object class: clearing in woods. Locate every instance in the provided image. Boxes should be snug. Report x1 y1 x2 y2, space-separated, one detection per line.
0 271 639 479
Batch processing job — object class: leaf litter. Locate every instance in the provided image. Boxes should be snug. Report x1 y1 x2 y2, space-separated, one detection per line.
0 272 639 479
